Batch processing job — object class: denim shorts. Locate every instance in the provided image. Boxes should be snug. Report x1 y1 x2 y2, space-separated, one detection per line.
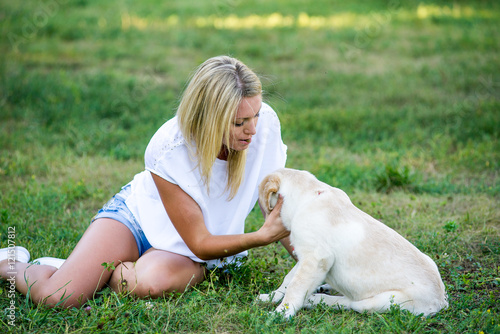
92 184 152 256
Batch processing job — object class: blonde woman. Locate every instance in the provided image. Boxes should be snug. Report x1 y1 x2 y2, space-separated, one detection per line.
0 56 290 307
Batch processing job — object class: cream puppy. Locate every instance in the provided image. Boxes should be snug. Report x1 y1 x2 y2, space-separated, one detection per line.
258 168 448 318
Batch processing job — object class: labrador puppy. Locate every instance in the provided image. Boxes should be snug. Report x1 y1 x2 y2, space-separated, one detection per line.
258 168 448 318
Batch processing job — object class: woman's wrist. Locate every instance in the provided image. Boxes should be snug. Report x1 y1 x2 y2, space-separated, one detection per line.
243 229 271 250
253 226 276 247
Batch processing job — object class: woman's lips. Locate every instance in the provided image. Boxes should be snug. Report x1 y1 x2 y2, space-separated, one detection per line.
240 138 252 145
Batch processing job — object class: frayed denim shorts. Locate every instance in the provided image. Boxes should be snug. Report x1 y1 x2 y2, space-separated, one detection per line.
92 184 152 256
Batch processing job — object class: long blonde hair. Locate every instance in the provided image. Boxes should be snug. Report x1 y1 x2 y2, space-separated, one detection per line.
177 56 262 199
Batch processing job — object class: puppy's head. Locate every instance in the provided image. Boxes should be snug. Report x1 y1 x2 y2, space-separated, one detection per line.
258 172 281 215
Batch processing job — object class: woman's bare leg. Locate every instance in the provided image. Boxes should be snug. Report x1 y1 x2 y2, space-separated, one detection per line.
0 218 139 308
109 249 206 298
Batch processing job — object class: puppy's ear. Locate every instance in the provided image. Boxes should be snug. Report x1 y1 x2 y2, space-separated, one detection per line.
262 174 281 212
269 192 279 210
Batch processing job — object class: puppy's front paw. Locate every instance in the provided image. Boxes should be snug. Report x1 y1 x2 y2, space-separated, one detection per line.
258 293 272 302
304 293 324 309
258 291 285 304
275 302 296 318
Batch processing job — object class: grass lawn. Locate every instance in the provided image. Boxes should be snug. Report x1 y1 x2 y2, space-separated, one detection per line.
0 0 499 333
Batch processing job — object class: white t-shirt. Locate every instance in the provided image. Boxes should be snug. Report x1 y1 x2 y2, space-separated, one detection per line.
125 102 287 268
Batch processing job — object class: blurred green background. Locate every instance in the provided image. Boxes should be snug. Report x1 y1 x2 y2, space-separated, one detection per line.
1 1 498 195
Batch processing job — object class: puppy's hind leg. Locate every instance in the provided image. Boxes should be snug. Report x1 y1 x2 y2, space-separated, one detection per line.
305 294 350 310
316 283 334 295
276 256 333 318
310 290 414 315
348 291 414 314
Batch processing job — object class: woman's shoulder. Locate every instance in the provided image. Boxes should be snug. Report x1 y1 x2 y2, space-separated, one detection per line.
261 102 277 116
259 102 282 132
144 117 189 168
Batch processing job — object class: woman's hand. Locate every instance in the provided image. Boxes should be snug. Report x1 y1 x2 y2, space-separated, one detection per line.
257 195 290 245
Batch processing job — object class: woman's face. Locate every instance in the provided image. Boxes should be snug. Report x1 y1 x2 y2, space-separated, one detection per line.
227 94 262 152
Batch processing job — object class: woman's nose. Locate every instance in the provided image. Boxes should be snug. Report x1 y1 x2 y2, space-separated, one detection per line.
244 118 257 135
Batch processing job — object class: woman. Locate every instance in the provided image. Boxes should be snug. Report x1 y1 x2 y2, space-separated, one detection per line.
0 56 290 308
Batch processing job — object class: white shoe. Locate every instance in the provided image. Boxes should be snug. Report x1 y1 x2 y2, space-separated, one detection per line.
0 246 30 263
32 257 66 269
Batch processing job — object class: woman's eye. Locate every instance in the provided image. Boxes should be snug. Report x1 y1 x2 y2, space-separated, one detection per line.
234 112 258 126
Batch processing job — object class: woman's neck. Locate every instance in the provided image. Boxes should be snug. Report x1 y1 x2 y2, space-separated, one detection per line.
217 145 228 160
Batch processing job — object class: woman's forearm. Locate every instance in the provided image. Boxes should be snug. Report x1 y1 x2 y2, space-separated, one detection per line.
191 230 270 261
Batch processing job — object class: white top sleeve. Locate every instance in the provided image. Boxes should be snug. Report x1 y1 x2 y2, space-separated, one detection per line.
125 102 287 268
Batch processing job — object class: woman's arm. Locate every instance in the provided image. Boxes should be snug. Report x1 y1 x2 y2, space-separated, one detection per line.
279 237 297 261
151 172 290 261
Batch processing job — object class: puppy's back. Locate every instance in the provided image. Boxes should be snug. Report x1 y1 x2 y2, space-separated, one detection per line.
321 191 447 307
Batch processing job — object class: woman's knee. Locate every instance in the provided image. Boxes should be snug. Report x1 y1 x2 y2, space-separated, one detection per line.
114 255 205 298
109 261 138 293
32 283 89 308
17 265 83 307
108 261 173 297
137 263 187 297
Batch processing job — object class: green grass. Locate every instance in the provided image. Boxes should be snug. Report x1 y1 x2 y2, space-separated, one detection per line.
1 0 499 332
